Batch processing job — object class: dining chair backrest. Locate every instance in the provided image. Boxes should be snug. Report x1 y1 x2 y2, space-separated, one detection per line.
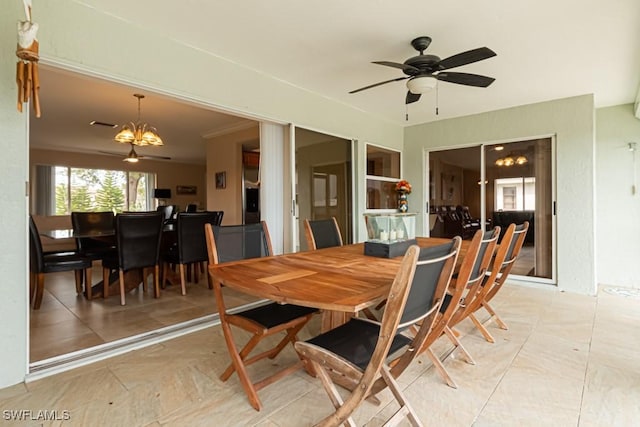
207 210 224 226
156 205 176 222
115 212 164 272
28 215 45 273
397 238 460 328
174 212 221 264
185 203 198 213
304 217 343 250
71 211 115 252
206 221 272 265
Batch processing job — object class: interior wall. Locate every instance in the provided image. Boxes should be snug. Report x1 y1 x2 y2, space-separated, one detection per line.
405 95 596 295
0 0 29 388
205 126 259 225
595 104 640 289
29 149 206 212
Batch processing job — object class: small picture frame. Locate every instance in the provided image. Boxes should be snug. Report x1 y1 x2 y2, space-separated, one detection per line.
176 185 197 195
215 171 226 189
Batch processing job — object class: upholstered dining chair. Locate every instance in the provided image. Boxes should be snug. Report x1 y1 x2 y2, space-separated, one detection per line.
29 216 93 309
161 211 220 295
205 222 318 411
102 212 164 305
465 221 529 343
71 211 116 263
303 217 343 250
295 239 460 427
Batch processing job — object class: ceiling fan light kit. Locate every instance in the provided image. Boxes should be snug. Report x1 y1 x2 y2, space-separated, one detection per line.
114 94 164 147
407 76 437 94
123 145 139 163
349 35 496 110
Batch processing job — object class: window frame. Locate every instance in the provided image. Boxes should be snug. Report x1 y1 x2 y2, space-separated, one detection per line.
365 143 402 211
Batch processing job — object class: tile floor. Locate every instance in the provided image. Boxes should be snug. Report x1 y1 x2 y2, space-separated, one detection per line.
6 282 640 426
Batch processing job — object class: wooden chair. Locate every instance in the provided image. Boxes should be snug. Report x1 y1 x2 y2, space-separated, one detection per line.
463 221 529 343
295 238 460 426
429 227 500 388
29 216 92 309
102 212 164 305
205 222 319 411
303 217 343 250
161 211 220 295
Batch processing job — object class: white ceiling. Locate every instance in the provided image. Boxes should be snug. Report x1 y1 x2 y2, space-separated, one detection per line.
31 0 640 163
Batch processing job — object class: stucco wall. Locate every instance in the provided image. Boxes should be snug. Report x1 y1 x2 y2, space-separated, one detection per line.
595 104 640 289
0 0 30 388
404 95 596 295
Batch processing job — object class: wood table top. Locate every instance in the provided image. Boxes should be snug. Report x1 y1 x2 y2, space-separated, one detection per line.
208 237 463 313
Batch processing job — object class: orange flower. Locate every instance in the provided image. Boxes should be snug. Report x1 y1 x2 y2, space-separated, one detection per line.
395 179 412 194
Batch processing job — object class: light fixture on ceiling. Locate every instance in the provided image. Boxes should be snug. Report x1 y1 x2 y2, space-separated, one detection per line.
406 76 437 94
495 153 527 167
123 144 139 163
114 94 163 146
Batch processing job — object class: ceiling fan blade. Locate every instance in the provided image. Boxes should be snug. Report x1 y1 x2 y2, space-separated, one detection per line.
139 154 172 160
97 150 171 160
436 72 495 87
372 61 420 74
437 47 496 71
98 150 125 157
406 91 421 104
349 76 408 94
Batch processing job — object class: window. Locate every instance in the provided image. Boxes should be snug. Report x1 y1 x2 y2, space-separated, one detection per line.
366 145 401 209
34 165 155 215
494 177 535 211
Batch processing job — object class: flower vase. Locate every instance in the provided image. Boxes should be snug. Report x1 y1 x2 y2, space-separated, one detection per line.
398 192 408 213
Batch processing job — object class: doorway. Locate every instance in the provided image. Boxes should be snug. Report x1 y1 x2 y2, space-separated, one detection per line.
427 137 555 282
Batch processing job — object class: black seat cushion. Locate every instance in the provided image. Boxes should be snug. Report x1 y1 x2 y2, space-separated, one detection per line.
305 318 411 370
238 303 318 329
42 252 92 274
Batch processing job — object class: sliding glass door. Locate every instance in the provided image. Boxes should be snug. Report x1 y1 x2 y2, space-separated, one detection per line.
427 138 555 282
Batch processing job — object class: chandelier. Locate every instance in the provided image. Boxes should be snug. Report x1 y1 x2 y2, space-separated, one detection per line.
114 94 163 146
495 154 527 167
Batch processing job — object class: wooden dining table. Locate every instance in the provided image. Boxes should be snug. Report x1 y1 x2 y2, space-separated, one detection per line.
208 237 464 331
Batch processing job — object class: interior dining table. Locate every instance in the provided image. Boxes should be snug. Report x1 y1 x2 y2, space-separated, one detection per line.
208 237 466 331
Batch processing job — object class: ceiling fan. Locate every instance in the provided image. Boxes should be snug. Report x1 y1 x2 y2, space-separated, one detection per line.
349 36 497 105
99 143 171 163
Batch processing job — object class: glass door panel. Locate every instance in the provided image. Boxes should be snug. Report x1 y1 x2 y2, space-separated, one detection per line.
427 146 482 240
486 138 553 280
294 128 352 252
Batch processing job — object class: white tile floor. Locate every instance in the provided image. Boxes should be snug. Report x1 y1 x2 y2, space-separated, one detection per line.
4 282 640 426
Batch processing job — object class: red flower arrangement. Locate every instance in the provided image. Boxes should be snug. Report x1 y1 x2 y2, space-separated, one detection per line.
395 179 412 194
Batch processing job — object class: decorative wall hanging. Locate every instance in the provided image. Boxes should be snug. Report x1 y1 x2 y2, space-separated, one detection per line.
16 0 41 117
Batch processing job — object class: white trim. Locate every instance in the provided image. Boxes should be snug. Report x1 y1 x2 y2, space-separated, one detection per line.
202 121 257 139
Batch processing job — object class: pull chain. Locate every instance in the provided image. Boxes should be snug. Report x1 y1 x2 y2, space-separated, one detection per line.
435 84 439 116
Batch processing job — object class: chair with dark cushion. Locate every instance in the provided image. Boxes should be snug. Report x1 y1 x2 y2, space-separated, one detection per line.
205 221 318 411
162 211 221 295
295 238 460 426
29 216 92 309
102 212 164 305
185 203 198 213
303 217 343 250
71 211 116 262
